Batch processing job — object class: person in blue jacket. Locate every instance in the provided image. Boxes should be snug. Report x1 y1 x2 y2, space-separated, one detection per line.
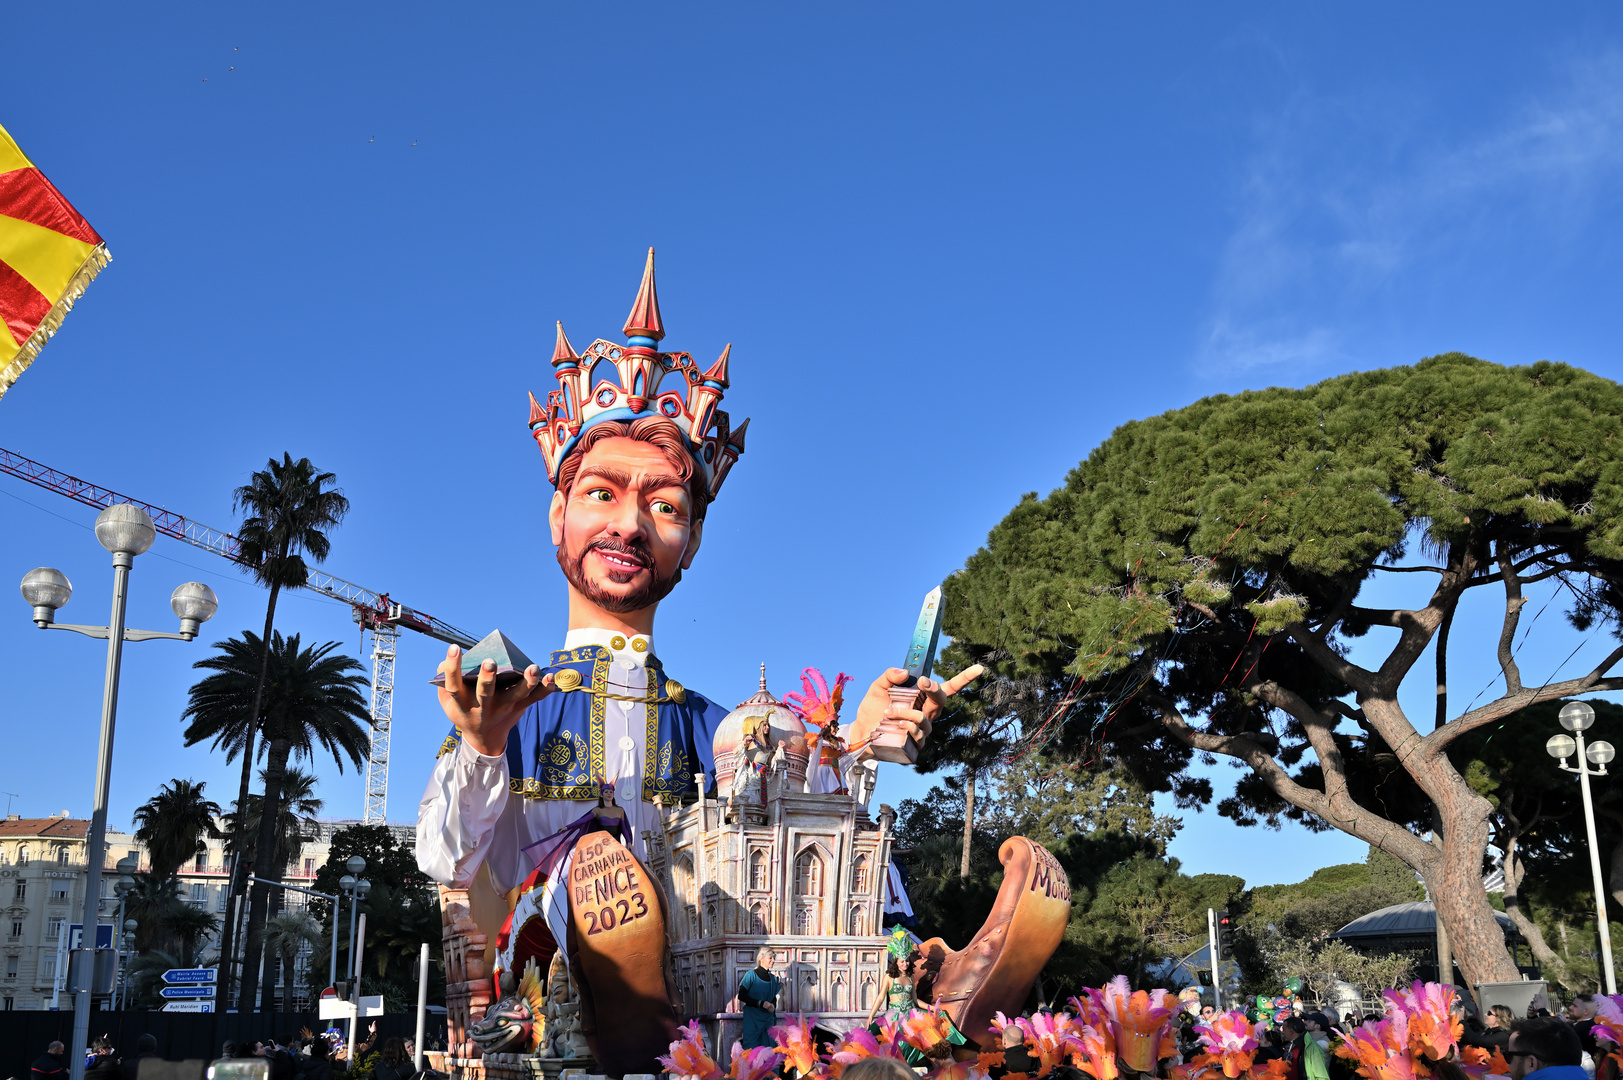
737 946 783 1050
1507 1015 1587 1080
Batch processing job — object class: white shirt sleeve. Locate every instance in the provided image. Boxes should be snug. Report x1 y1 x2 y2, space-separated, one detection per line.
416 738 510 887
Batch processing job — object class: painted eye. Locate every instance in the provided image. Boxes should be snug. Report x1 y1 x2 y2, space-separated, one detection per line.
653 500 676 514
587 489 612 503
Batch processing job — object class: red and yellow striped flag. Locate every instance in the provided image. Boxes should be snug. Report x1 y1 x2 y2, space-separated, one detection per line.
0 122 109 401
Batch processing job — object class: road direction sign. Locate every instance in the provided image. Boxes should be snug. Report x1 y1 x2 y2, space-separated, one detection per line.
162 1001 214 1013
162 967 217 984
160 985 216 999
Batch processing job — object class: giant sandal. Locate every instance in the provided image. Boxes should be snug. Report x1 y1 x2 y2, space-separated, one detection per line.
567 829 680 1075
916 836 1073 1048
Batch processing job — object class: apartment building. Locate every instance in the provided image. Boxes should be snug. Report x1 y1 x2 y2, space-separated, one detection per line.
1 813 413 1011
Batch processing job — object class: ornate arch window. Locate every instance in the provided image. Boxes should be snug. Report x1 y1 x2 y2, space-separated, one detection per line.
16 848 27 866
675 852 696 906
851 853 870 895
749 849 768 892
793 849 824 897
56 848 69 865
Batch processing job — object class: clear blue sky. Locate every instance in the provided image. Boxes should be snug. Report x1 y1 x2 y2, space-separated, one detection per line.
4 4 1623 888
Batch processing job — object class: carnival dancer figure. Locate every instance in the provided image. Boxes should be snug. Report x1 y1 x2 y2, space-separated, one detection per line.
785 667 852 795
729 715 783 810
415 251 983 1074
865 929 968 1065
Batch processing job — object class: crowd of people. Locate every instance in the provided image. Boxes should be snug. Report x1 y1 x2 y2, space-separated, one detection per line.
26 1022 428 1080
666 977 1609 1080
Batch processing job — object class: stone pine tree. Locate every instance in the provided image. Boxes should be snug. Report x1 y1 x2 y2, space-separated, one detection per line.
214 454 348 1005
941 353 1623 988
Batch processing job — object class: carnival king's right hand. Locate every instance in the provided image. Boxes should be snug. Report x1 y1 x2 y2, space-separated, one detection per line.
436 643 556 757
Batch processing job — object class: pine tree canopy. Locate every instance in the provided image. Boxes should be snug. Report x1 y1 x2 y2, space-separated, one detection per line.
941 352 1623 835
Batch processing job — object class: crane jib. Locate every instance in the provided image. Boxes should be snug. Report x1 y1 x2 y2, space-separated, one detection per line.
0 443 478 819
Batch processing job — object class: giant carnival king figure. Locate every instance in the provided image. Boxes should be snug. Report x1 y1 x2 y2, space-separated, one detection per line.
417 251 1069 1075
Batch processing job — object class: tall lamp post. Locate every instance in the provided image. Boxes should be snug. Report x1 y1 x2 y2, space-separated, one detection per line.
19 504 218 1080
110 854 138 1010
1546 700 1618 995
118 919 136 1010
338 856 369 989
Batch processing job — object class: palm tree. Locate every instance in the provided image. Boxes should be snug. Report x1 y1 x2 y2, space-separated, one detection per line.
225 766 323 1000
226 766 324 872
263 910 322 1010
131 779 222 880
162 904 221 967
217 453 349 1002
126 949 184 1010
123 873 186 955
182 629 368 1010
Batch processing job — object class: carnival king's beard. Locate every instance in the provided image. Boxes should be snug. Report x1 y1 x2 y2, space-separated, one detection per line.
558 536 683 614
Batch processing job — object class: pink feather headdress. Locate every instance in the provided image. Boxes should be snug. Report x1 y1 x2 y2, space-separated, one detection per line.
784 667 852 748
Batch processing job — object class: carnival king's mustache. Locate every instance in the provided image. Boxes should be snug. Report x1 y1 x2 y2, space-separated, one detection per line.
558 536 682 613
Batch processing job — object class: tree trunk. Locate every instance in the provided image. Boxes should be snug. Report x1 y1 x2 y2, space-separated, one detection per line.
218 578 282 1003
238 735 293 1012
1502 833 1576 988
1426 782 1520 988
961 770 976 878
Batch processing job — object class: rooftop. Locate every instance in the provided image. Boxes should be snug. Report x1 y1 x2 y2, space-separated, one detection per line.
0 815 89 839
1329 901 1519 943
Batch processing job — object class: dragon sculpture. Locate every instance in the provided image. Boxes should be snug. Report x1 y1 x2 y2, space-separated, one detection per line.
469 956 548 1055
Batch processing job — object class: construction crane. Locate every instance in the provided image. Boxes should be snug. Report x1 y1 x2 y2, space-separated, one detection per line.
0 445 477 823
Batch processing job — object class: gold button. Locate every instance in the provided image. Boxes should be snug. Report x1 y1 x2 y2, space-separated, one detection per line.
665 679 687 704
552 669 583 691
610 635 627 650
631 637 648 653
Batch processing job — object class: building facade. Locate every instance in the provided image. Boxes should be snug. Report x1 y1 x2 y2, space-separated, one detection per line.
1 813 414 1011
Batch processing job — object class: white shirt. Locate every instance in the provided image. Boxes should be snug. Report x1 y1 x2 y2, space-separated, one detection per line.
415 628 667 891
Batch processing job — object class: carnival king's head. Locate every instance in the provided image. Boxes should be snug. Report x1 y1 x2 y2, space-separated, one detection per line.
530 249 747 615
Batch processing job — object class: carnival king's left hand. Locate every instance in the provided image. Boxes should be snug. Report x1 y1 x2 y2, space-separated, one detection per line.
846 664 986 753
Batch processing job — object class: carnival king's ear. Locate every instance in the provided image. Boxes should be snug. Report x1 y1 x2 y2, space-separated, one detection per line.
680 516 703 570
528 248 748 501
549 488 566 548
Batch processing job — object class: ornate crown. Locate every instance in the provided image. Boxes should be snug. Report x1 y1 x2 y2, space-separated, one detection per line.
529 248 748 500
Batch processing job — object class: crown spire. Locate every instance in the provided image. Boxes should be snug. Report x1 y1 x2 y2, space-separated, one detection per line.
703 343 732 387
623 247 665 342
551 321 578 365
759 662 767 692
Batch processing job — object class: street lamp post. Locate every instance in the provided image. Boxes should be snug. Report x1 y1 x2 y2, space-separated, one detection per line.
1546 700 1618 995
337 856 369 992
19 504 218 1080
110 854 137 1010
119 920 136 1010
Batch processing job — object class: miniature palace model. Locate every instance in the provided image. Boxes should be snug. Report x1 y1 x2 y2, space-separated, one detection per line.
655 668 896 1058
430 667 901 1077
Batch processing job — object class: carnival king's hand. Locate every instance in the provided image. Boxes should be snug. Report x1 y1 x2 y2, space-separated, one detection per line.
847 664 985 753
436 643 556 757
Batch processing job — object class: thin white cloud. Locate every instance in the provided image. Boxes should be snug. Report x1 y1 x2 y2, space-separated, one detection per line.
1198 49 1623 379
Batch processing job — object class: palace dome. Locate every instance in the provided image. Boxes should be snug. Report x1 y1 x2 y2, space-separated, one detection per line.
712 665 810 792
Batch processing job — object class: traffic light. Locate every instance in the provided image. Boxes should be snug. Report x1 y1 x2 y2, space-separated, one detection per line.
1215 909 1235 960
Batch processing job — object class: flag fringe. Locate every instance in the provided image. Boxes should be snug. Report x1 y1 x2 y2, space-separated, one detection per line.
0 242 111 401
